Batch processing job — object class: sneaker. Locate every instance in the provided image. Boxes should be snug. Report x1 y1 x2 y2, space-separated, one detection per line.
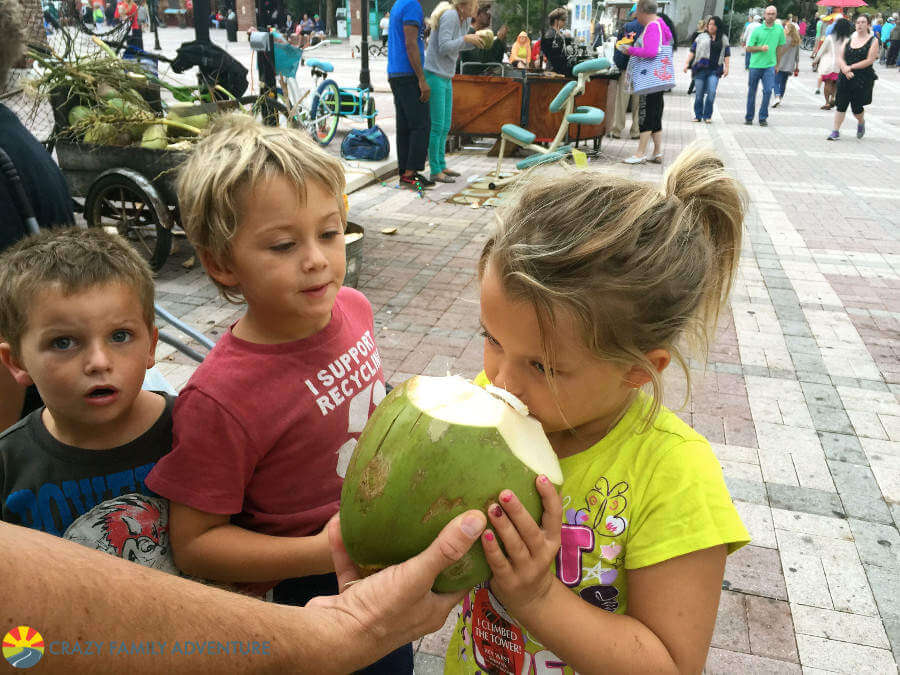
759 119 768 127
745 119 753 125
827 130 839 141
413 173 436 188
399 174 435 190
772 96 781 107
857 123 865 139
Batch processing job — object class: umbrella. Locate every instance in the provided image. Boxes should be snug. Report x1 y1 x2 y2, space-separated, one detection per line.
815 0 867 7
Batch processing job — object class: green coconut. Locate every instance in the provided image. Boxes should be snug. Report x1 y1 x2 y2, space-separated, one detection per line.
141 124 168 150
97 83 120 100
83 122 117 145
340 375 562 592
476 28 495 49
67 105 92 127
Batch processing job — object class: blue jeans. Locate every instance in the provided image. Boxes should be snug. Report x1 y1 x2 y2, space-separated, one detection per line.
746 66 775 122
774 70 790 97
744 50 751 69
693 71 719 120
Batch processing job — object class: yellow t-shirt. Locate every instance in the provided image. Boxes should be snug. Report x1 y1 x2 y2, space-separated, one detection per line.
445 379 750 674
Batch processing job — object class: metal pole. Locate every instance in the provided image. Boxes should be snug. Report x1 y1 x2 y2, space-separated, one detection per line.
151 0 161 49
194 0 211 40
359 0 371 90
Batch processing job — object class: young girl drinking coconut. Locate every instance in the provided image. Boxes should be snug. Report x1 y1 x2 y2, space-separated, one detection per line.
446 145 751 674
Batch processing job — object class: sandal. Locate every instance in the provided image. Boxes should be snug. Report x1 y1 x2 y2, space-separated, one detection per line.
622 155 647 164
650 153 664 164
442 168 461 177
429 173 456 183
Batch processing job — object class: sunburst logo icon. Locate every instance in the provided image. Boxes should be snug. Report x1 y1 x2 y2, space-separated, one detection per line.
2 626 45 669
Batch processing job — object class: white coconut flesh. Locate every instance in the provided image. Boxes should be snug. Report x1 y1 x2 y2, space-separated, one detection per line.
406 375 563 485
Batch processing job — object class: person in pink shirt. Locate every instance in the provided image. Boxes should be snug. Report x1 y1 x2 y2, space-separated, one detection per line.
618 0 673 163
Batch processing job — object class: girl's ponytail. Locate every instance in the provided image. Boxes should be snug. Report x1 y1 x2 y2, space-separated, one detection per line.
661 145 746 340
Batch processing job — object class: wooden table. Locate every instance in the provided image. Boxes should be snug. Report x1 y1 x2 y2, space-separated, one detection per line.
450 72 610 147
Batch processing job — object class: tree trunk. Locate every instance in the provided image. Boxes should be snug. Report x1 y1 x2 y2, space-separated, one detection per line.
327 0 335 36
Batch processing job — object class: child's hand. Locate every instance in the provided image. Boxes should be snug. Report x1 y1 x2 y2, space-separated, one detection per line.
482 476 561 617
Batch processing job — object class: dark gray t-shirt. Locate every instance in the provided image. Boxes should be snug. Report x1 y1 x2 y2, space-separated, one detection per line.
0 393 178 573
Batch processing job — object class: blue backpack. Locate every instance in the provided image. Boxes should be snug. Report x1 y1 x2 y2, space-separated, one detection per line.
341 126 390 161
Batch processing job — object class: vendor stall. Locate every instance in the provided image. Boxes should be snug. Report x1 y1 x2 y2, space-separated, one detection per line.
450 71 611 149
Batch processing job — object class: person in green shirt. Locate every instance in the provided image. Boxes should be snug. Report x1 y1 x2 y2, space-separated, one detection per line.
744 4 785 125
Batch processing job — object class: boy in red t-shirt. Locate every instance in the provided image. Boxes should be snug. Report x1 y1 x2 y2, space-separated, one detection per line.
146 116 410 672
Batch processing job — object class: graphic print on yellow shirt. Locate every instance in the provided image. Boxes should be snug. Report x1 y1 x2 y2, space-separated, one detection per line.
446 391 750 675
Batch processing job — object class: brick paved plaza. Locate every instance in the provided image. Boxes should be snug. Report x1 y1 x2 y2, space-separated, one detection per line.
117 27 900 674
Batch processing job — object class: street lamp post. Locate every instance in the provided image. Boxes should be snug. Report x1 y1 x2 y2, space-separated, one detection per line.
359 0 371 90
150 0 161 49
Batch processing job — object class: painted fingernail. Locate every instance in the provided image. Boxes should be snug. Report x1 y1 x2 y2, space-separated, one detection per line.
491 504 503 518
484 531 495 542
500 491 513 503
538 475 549 484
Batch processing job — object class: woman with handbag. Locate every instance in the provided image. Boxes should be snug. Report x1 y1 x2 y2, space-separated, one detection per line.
828 14 878 140
773 21 801 107
684 15 729 123
618 0 675 164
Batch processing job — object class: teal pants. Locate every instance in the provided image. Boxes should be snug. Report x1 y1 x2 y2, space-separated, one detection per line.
425 71 452 176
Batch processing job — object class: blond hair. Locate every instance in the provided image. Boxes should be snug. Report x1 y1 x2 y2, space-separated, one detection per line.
177 114 346 303
429 0 476 30
479 144 747 427
0 0 25 89
0 227 155 356
784 21 801 45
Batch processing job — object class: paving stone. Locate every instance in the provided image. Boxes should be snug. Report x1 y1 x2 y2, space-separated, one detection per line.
413 652 445 675
737 502 777 549
790 605 890 650
771 509 851 539
711 591 750 653
705 647 802 674
882 617 900 667
780 550 832 609
848 519 900 570
723 545 788 601
767 483 845 520
860 438 900 505
799 382 843 408
827 459 894 524
746 596 799 663
795 634 897 673
807 405 856 435
817 432 869 465
725 476 770 506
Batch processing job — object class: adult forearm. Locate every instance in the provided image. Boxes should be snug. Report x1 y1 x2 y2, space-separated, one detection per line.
0 523 343 672
405 40 425 79
515 581 679 675
175 523 332 582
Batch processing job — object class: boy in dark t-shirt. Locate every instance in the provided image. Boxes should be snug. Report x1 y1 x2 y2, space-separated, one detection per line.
0 228 176 573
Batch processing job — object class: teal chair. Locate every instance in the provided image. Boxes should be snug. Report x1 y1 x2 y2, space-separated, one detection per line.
487 58 610 188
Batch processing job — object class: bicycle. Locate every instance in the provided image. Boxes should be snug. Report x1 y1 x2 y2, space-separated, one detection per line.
368 41 388 57
246 37 377 146
801 35 815 51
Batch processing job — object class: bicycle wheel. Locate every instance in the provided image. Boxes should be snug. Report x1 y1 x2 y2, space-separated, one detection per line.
309 79 341 146
368 43 380 57
365 95 376 129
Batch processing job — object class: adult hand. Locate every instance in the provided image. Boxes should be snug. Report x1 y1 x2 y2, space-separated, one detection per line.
723 67 729 77
683 64 690 72
464 33 485 48
480 477 562 618
418 77 431 102
497 24 508 41
308 510 487 651
760 44 769 51
616 43 630 54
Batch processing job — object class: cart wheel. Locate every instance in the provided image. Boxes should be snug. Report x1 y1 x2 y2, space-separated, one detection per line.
84 173 172 271
365 95 376 129
310 79 341 146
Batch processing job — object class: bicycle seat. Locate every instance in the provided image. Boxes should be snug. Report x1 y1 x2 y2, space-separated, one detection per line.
307 59 333 72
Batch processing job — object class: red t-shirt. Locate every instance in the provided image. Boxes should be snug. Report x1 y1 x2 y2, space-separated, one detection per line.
147 287 385 543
